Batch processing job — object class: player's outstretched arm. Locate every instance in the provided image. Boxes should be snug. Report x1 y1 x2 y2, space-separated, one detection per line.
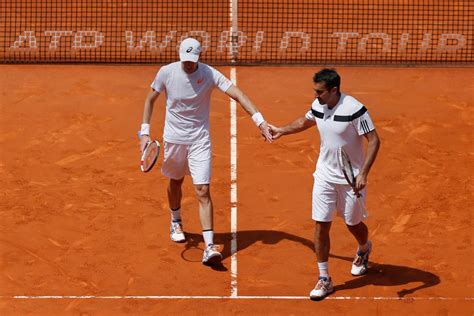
140 88 160 152
268 117 315 141
225 85 273 143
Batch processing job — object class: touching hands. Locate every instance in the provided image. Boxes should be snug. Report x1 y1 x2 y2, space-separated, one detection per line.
259 121 274 143
267 123 284 140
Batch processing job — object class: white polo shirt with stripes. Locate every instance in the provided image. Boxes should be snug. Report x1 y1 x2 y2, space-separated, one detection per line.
151 62 233 145
305 93 375 184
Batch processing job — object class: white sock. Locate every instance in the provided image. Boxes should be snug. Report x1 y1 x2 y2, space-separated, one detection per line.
170 207 181 223
318 261 329 278
358 241 369 253
202 230 214 247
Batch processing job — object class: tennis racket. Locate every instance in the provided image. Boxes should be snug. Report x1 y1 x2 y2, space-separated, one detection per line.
337 147 368 219
140 140 160 173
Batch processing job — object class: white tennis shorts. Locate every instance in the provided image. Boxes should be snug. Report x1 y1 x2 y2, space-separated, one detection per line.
161 140 212 185
312 175 367 225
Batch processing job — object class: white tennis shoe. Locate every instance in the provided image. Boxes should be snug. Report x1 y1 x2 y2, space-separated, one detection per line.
202 244 222 266
170 221 185 243
351 240 372 276
309 277 334 301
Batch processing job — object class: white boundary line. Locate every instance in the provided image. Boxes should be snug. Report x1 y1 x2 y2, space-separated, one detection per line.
230 67 238 297
4 296 473 301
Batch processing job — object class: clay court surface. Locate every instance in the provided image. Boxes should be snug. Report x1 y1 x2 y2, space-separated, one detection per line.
0 65 473 315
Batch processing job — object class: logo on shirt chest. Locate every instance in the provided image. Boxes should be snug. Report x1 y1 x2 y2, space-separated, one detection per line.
197 78 205 84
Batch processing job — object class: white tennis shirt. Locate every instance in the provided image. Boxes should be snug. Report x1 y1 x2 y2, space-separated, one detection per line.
305 93 375 184
151 62 233 144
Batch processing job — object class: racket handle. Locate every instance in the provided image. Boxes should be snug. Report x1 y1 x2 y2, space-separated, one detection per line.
357 197 368 219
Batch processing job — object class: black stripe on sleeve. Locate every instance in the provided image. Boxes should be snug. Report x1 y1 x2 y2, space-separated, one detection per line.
352 106 368 120
365 120 371 133
361 120 373 134
361 120 368 133
311 108 324 119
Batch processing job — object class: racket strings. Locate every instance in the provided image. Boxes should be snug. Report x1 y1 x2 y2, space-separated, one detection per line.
141 140 160 172
342 160 354 180
339 149 356 186
145 145 158 164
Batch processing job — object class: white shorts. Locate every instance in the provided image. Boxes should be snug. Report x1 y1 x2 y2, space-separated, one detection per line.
161 140 212 185
311 175 367 225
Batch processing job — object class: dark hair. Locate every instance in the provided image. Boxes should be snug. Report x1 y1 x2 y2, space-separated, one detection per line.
313 68 340 92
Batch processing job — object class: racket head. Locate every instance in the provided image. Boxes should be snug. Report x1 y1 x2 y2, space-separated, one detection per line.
140 140 160 172
338 147 356 187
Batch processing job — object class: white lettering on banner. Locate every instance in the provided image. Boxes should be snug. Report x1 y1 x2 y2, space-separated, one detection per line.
72 31 104 49
332 32 359 52
420 33 432 52
126 30 155 50
357 32 391 53
8 30 469 55
399 33 410 52
44 30 74 49
10 31 37 49
125 30 176 51
216 31 229 53
178 31 211 52
253 31 265 52
437 33 466 51
280 32 310 51
217 31 247 54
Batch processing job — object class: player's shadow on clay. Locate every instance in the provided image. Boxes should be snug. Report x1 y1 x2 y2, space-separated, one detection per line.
329 253 441 297
182 230 314 272
183 230 440 296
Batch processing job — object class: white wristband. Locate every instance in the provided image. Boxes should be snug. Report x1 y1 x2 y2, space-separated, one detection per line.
140 123 150 136
251 112 265 127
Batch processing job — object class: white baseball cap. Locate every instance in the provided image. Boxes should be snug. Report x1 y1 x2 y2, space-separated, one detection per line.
179 38 201 62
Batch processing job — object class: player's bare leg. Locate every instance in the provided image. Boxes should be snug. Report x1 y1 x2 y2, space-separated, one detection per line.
314 221 331 262
346 221 368 245
346 221 372 276
195 184 222 265
168 178 184 209
194 184 213 230
310 221 334 300
168 178 185 242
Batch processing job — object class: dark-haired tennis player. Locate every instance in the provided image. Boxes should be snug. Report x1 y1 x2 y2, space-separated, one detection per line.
139 38 272 266
268 68 380 300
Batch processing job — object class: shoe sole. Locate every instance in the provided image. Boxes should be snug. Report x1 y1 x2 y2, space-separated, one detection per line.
170 234 186 243
171 238 186 243
309 288 334 301
351 268 368 276
202 253 223 266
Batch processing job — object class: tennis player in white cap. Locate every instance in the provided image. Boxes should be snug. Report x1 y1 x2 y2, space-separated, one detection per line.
139 37 272 266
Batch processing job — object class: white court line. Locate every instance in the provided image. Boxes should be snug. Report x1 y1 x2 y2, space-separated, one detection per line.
229 0 238 296
230 67 238 297
5 296 473 301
